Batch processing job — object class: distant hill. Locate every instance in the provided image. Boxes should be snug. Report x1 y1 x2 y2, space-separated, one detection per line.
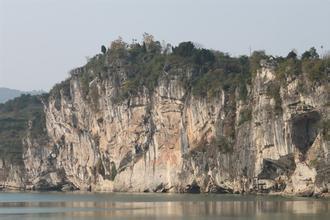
0 87 44 103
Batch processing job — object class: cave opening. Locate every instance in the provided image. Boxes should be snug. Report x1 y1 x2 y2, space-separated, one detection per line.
258 154 296 180
291 111 320 154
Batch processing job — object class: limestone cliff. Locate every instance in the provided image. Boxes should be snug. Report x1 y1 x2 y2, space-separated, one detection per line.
0 42 329 196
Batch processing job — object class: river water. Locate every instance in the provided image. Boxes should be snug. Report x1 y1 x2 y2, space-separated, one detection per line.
0 192 329 220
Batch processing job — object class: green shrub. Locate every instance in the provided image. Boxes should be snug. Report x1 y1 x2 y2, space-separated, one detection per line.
276 58 302 80
192 69 223 97
275 48 328 83
266 82 282 115
249 50 268 75
49 79 71 103
101 45 107 54
172 41 195 57
193 49 215 65
301 47 319 60
238 83 248 101
287 50 298 59
172 42 215 66
239 108 252 125
191 54 250 98
302 59 327 81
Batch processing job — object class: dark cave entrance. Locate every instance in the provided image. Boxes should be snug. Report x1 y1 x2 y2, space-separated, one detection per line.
258 154 296 180
291 111 320 154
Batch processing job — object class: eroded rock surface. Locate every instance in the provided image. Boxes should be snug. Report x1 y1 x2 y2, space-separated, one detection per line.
0 58 329 196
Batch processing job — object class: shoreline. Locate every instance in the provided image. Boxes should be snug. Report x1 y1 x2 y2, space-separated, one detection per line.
1 186 329 199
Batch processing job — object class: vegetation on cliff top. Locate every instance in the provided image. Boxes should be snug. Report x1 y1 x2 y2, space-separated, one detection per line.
49 34 329 106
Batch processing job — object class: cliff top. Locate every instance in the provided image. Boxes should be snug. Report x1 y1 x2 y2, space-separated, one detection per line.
48 36 329 104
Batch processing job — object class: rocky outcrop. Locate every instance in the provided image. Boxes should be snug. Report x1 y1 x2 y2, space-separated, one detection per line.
0 54 329 196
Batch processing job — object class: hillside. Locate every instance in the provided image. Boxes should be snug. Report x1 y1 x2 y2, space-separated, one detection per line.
0 87 45 103
0 88 23 103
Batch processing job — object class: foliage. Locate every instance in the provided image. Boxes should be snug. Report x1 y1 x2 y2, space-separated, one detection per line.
49 79 71 104
249 50 268 75
266 82 282 115
172 42 195 57
302 58 328 81
172 41 215 66
114 51 166 102
195 49 216 65
276 58 302 80
275 48 328 82
301 47 319 60
108 37 128 59
191 53 250 98
0 94 46 164
53 35 328 107
62 54 107 104
192 69 224 97
238 107 252 125
238 83 248 101
101 45 107 54
287 50 298 59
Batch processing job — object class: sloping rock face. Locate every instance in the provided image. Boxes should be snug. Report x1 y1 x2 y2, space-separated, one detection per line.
1 59 329 196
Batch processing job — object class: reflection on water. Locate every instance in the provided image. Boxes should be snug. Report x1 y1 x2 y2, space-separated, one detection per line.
0 192 329 220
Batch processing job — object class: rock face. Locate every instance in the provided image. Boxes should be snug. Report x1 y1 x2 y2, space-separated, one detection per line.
1 56 329 196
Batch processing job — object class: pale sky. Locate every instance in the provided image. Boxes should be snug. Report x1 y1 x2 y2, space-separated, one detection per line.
1 0 330 91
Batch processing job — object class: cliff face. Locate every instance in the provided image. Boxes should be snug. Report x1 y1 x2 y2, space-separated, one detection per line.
1 48 329 196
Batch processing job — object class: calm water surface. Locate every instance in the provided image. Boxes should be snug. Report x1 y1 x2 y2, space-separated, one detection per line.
0 192 329 220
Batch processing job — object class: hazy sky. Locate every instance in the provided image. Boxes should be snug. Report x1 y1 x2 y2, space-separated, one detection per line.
1 0 330 91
